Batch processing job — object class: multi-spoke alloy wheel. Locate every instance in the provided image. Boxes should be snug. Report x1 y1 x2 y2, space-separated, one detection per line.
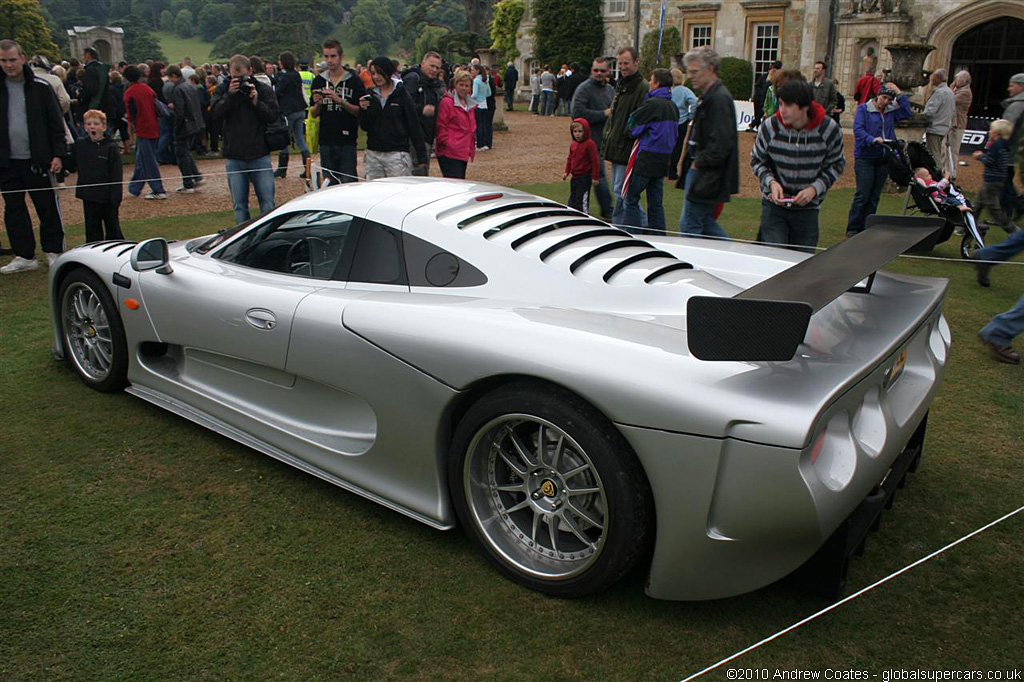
465 415 608 579
450 382 653 597
59 269 129 392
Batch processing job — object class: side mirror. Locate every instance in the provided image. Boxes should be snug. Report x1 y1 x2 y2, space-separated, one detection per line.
130 238 173 274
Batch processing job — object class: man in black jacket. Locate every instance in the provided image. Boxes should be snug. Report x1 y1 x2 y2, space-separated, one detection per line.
80 47 115 130
604 47 649 226
503 61 518 111
401 51 445 176
167 65 205 192
571 58 615 219
679 47 739 238
211 54 280 225
0 40 66 273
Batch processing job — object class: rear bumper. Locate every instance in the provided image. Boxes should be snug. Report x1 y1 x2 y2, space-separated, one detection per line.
618 308 949 601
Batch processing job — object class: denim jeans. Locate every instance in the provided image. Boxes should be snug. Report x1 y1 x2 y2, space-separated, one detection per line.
320 144 358 184
759 200 819 251
540 90 555 116
128 137 165 196
975 228 1024 263
225 156 275 225
610 163 647 228
285 110 310 156
846 157 888 236
172 134 201 188
681 168 729 238
622 174 665 234
980 294 1024 346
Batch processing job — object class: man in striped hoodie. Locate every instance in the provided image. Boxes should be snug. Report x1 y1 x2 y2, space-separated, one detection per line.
750 75 845 250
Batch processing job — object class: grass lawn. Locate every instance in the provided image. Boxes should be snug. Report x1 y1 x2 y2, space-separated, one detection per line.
1 187 1021 679
154 31 214 65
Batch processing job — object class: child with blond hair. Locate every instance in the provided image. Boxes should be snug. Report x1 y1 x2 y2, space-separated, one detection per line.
74 109 124 242
972 119 1018 234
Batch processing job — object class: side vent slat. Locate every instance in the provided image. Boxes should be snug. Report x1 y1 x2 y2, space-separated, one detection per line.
540 228 629 261
602 251 678 282
484 209 583 239
102 241 135 251
510 219 608 250
569 239 649 274
644 262 696 283
457 201 563 229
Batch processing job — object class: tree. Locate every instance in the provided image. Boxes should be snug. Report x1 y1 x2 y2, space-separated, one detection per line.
414 25 448 62
108 14 166 61
173 8 193 37
159 8 173 30
719 57 753 101
533 0 602 67
197 3 234 42
348 0 395 56
1 0 61 61
488 0 522 62
639 26 681 77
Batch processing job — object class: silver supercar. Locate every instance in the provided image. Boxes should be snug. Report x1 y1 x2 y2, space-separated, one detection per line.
49 178 950 600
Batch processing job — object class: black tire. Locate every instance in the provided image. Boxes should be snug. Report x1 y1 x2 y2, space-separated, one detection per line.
58 268 129 393
960 232 983 260
449 381 654 597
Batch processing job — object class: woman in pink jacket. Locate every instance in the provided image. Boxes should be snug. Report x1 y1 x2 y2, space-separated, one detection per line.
434 71 477 178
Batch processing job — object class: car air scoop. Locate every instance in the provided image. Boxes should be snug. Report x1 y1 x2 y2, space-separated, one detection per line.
687 216 946 362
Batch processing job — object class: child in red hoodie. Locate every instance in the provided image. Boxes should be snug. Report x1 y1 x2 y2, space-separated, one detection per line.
563 118 600 213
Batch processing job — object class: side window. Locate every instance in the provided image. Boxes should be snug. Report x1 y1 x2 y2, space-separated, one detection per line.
215 211 355 279
403 232 487 288
348 219 408 285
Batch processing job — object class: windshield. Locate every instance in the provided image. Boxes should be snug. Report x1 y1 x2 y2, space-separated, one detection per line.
193 217 259 254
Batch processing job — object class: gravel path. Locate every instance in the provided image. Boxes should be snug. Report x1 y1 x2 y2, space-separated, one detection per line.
48 110 985 227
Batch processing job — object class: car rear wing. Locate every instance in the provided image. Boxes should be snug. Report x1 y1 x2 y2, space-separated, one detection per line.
687 216 946 362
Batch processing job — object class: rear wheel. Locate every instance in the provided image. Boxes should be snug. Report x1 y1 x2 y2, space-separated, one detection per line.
59 269 128 392
449 382 653 597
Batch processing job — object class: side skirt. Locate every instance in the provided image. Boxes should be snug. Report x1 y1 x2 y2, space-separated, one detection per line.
126 384 455 531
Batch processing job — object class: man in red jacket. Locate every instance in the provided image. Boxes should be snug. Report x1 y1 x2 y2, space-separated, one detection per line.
123 64 166 199
854 68 880 105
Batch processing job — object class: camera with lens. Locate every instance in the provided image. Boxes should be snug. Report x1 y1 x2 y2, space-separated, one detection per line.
235 75 253 95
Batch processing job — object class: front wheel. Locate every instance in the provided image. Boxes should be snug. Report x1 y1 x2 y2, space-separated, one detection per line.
449 382 653 597
59 268 129 392
960 232 984 260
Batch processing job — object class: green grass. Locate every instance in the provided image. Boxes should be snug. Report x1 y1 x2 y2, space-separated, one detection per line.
154 31 214 65
1 189 1022 679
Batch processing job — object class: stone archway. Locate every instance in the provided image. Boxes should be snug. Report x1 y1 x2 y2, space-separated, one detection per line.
926 0 1024 73
950 17 1024 117
93 38 112 63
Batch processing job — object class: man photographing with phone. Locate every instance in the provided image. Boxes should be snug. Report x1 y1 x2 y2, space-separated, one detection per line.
310 39 365 184
750 71 845 251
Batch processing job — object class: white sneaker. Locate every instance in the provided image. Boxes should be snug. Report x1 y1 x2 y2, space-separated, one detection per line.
144 191 168 200
1 256 40 274
175 186 196 193
45 252 60 266
194 177 206 187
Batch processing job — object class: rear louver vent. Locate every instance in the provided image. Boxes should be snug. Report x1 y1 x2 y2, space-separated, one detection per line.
456 201 693 285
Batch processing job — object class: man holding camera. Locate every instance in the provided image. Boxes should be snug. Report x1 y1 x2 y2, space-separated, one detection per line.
310 39 366 184
211 54 280 225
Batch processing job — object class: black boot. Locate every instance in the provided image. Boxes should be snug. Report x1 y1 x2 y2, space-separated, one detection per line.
274 152 288 178
299 150 310 179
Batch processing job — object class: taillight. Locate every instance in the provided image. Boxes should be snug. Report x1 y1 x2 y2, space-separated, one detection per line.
810 430 826 464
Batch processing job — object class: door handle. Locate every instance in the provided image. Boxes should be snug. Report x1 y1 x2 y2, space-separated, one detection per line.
245 308 277 330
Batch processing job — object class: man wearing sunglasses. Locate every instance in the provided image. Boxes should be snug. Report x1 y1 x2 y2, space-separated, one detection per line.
570 58 615 220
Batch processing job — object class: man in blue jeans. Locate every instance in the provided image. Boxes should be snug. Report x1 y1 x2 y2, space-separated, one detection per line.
978 293 1024 364
211 54 280 224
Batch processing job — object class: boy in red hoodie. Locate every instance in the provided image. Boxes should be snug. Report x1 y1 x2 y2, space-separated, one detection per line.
563 118 600 213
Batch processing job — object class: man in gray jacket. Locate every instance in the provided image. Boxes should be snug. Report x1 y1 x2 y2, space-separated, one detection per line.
166 65 205 192
571 57 614 219
922 69 955 174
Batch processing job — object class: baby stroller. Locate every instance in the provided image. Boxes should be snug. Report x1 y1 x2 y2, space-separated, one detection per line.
880 139 985 259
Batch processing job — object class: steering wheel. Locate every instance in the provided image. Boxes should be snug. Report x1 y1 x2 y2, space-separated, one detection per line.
285 238 312 276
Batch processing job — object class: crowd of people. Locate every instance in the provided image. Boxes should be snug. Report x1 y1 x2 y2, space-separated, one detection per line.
1 36 1023 361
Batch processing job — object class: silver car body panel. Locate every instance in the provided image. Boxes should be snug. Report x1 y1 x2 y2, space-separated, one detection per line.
48 178 950 600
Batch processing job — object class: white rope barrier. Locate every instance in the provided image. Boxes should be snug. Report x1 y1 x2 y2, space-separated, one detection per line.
679 505 1024 682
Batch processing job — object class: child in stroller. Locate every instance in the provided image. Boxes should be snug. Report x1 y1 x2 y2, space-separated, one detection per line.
880 139 985 258
912 167 971 213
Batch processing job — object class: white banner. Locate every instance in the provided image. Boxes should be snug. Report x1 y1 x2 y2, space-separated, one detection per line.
734 100 755 130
